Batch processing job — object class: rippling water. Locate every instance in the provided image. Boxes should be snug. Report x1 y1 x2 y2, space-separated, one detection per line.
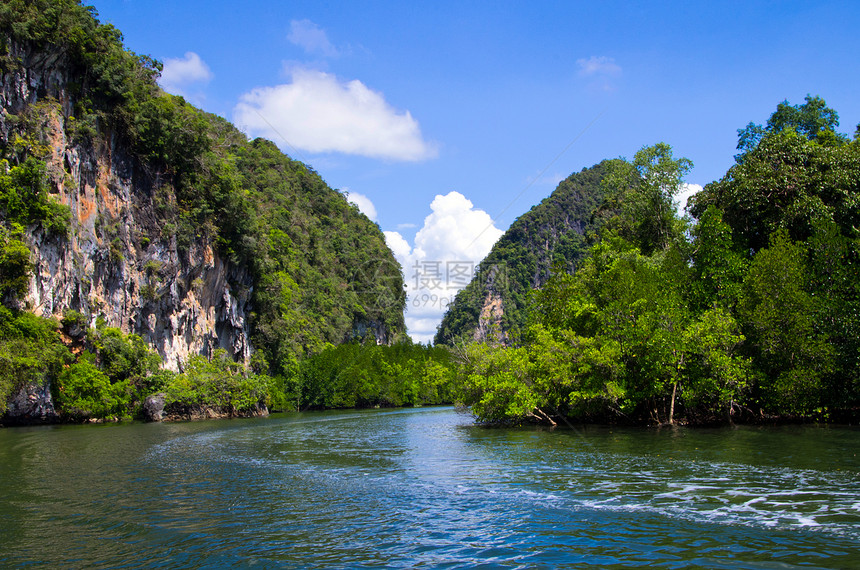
1 407 859 568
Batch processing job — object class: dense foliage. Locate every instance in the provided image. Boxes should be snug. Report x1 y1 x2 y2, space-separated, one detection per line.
435 162 613 344
1 303 451 422
0 307 173 421
455 101 860 425
284 342 455 410
0 306 69 415
161 350 271 415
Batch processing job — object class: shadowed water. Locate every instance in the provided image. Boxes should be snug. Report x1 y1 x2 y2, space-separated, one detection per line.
1 406 858 568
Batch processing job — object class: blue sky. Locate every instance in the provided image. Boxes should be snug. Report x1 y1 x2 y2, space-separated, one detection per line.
96 0 860 342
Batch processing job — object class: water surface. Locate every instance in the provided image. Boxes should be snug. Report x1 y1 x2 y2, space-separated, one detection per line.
1 407 858 568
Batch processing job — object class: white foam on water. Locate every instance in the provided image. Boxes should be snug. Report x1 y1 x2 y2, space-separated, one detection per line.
500 449 860 540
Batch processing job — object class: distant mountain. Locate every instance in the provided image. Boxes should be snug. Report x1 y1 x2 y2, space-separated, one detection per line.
434 161 613 344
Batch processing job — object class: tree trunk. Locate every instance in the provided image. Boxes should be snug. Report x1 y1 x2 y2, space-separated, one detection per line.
533 407 557 426
669 381 677 425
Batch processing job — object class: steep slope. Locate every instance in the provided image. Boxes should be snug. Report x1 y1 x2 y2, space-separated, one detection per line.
434 161 612 344
0 0 405 384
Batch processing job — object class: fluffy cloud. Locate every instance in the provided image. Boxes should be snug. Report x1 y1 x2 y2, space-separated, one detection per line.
287 19 339 58
384 230 412 262
384 192 503 343
345 191 378 221
676 183 703 215
158 52 213 96
234 68 438 161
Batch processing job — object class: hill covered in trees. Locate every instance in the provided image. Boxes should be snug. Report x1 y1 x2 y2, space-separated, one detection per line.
454 96 860 426
0 0 435 424
434 162 614 345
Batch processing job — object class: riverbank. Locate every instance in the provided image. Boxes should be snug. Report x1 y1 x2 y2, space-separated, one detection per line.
479 405 860 429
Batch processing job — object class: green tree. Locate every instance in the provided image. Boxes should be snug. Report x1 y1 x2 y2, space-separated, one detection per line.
455 342 542 424
735 95 846 158
805 220 860 408
682 308 750 422
739 230 833 414
769 96 843 141
691 128 860 253
0 157 70 236
516 234 695 424
602 143 692 255
163 349 270 414
688 206 748 311
55 357 127 420
0 307 71 414
0 226 31 303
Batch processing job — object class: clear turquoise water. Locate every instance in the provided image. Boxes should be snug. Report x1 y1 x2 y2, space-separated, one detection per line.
1 406 858 568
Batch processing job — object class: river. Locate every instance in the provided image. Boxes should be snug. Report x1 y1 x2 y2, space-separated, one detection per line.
1 406 858 568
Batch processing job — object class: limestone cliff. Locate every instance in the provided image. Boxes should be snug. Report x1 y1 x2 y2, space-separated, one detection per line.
1 42 251 370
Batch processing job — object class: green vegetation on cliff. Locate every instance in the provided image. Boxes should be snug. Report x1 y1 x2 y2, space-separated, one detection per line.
0 0 405 354
0 0 421 422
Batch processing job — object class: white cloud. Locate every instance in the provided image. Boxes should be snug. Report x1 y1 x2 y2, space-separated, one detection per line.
384 191 503 343
288 19 339 58
384 230 413 262
159 52 213 96
396 222 417 230
576 55 622 77
234 68 438 161
676 183 703 216
345 191 378 221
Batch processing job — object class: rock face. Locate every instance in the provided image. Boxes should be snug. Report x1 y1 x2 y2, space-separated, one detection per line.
474 291 507 345
141 393 166 422
1 42 252 371
1 31 404 426
159 401 269 422
1 381 59 426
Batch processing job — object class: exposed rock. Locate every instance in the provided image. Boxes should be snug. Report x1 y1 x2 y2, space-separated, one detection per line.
142 393 165 422
1 380 59 426
474 290 507 345
351 318 391 345
162 402 269 422
1 41 253 371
